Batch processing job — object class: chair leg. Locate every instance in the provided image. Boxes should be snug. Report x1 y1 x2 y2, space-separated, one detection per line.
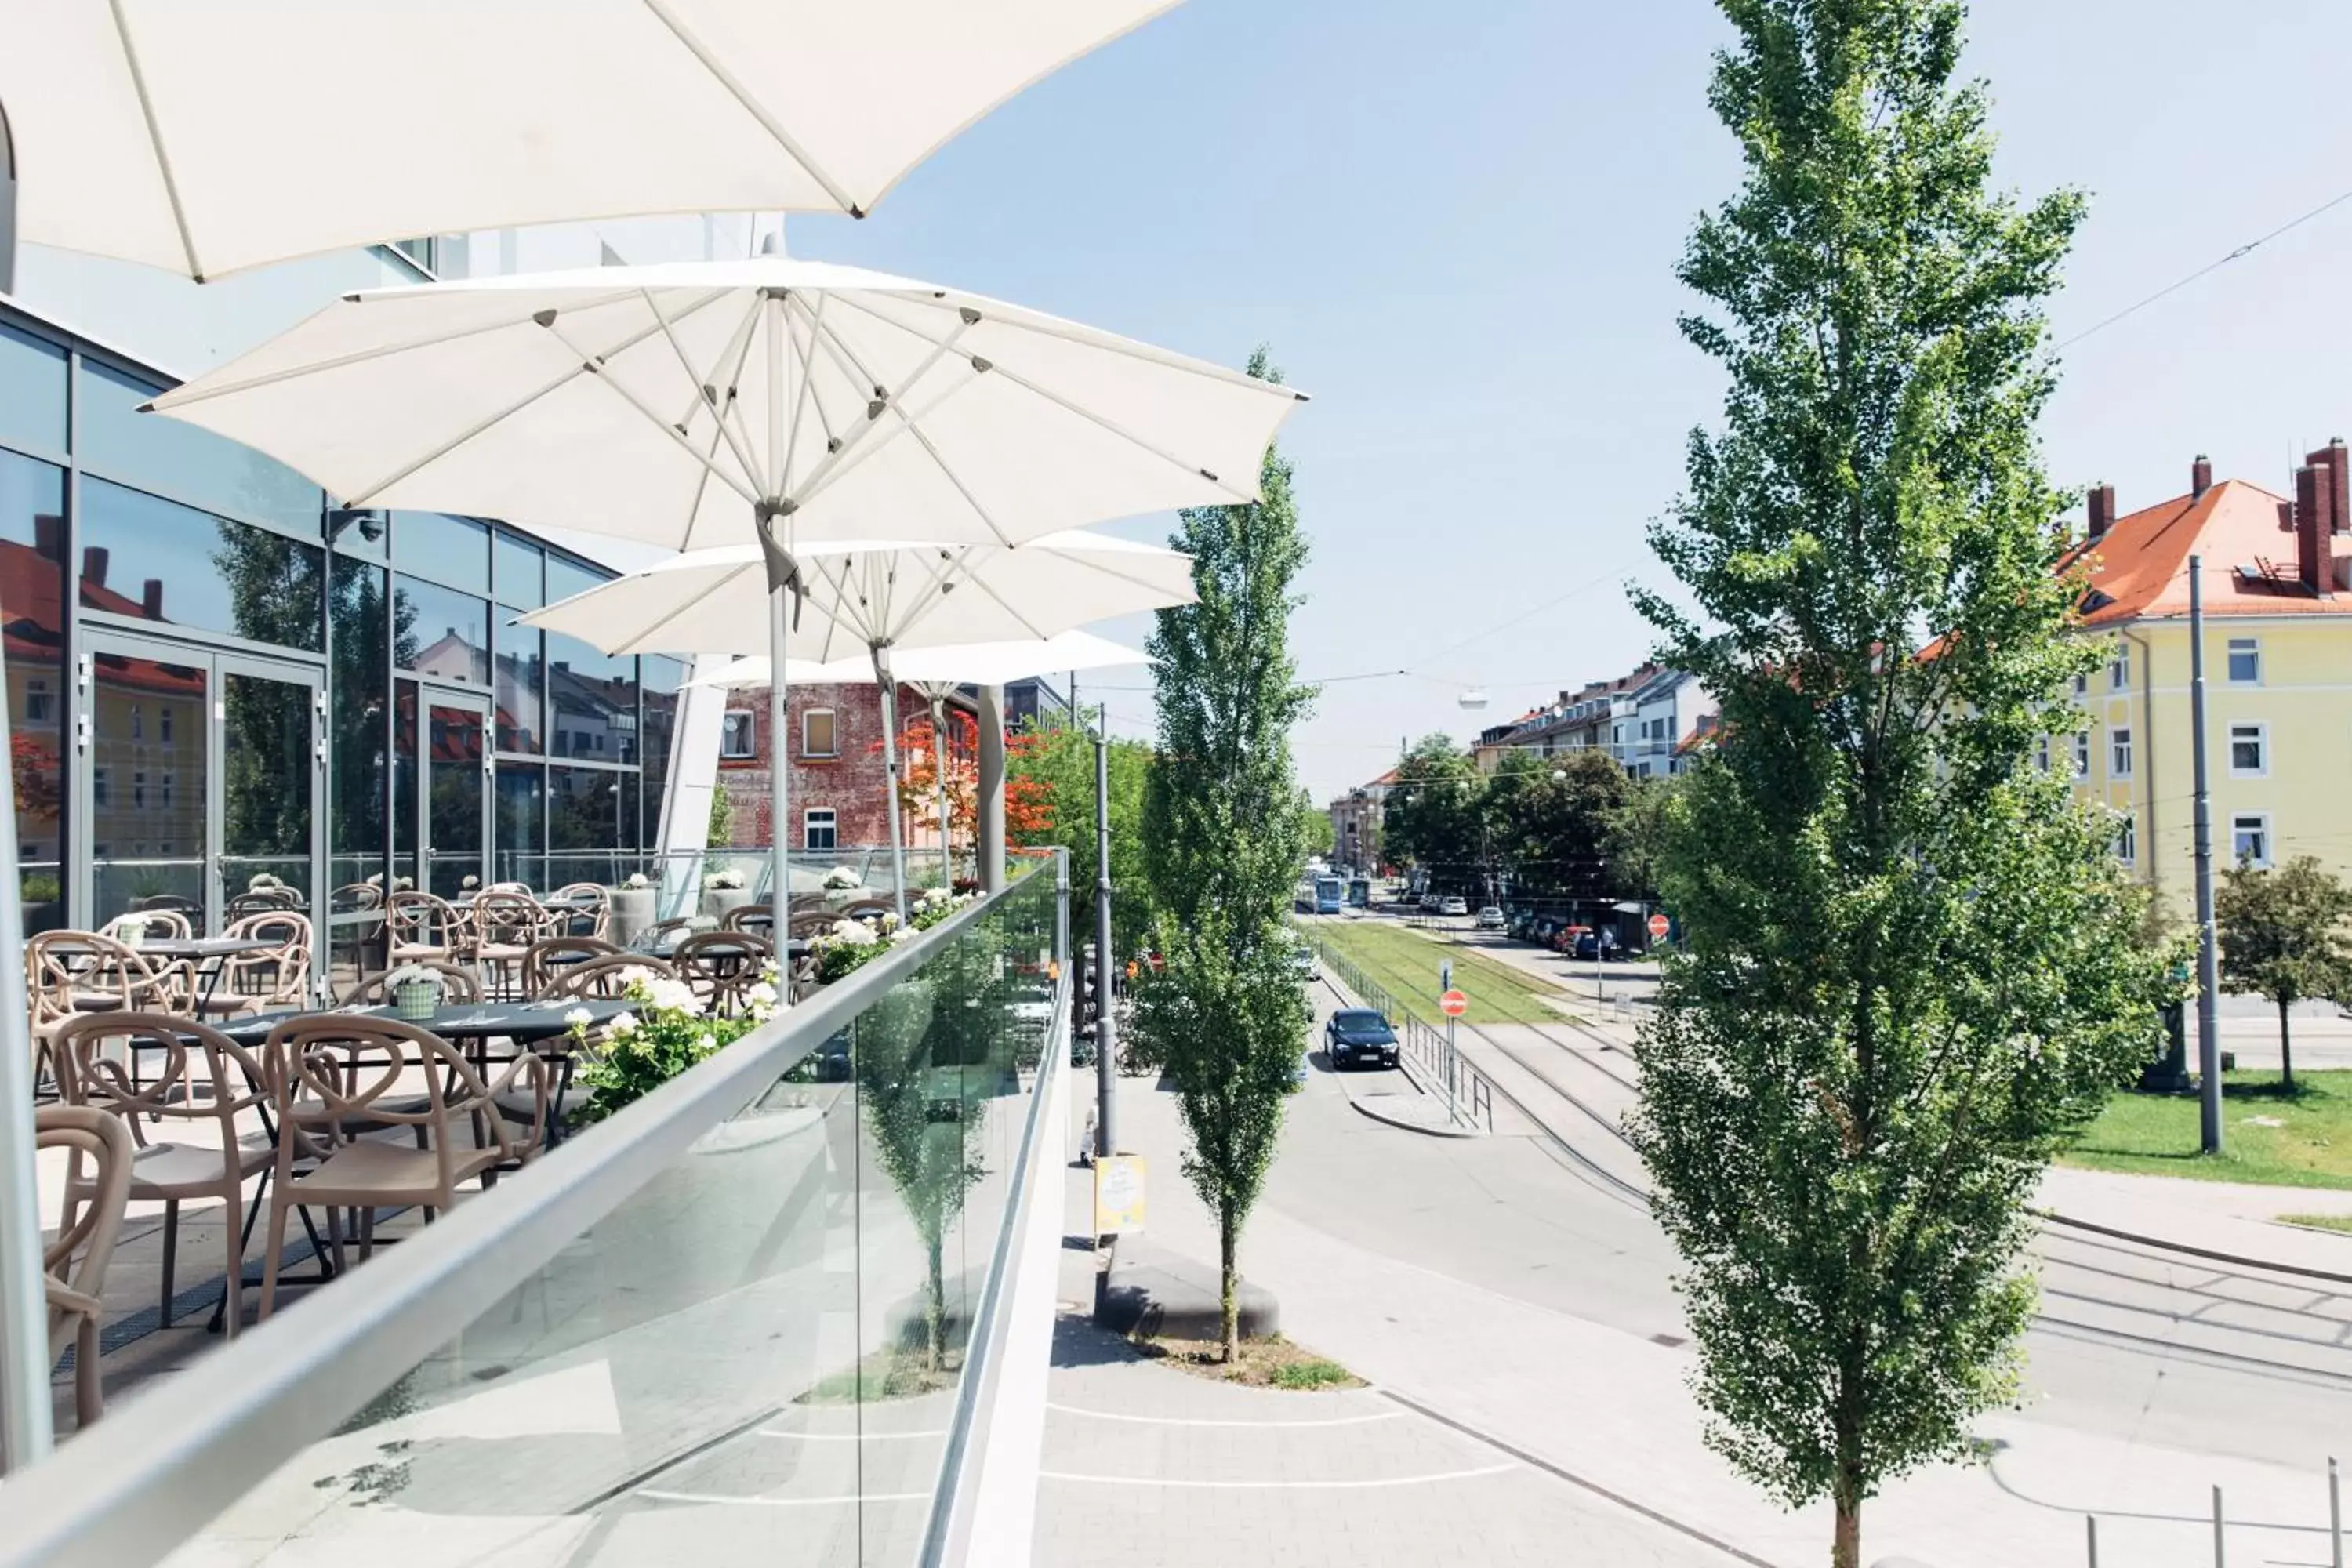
76 1316 101 1426
258 1186 292 1322
358 1205 376 1263
214 1189 249 1339
158 1200 179 1328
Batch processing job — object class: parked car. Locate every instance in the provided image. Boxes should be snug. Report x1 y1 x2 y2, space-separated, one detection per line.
1323 1007 1400 1069
1291 945 1321 984
1439 895 1468 916
1552 923 1590 955
1475 906 1505 931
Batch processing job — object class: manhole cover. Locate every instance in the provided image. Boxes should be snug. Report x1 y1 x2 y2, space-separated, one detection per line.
1649 1332 1686 1348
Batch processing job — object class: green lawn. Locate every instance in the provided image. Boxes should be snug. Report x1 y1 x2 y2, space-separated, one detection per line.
2281 1214 2352 1235
2061 1071 2352 1191
1305 917 1575 1028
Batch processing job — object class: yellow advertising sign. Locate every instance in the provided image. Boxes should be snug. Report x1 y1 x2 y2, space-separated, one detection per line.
1093 1153 1147 1236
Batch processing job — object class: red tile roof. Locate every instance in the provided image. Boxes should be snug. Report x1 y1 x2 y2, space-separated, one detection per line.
2067 479 2352 623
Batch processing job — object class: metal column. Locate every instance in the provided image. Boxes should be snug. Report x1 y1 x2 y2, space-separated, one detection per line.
2189 555 2223 1153
978 684 1007 895
0 630 55 1472
1093 728 1117 1161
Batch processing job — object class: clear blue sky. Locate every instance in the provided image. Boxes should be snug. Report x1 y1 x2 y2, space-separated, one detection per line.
790 0 2352 797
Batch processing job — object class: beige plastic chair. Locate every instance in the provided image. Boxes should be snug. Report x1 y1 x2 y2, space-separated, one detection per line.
257 1016 549 1319
340 961 480 1008
550 882 613 941
540 952 677 1001
673 931 771 1017
100 909 194 943
27 931 194 1102
471 890 551 999
41 1104 134 1428
54 1014 276 1339
520 936 620 997
198 912 314 1019
385 889 467 965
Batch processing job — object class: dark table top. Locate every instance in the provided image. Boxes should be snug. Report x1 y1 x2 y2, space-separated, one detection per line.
207 996 635 1047
53 935 279 962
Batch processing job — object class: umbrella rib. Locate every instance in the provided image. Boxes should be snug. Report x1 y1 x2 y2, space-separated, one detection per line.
681 306 768 553
343 291 735 506
781 295 836 495
884 289 1314 402
636 0 864 216
1047 543 1200 604
919 545 1051 641
105 0 205 278
538 318 762 509
826 291 1263 504
782 300 993 523
646 289 767 492
147 312 539 412
618 561 766 655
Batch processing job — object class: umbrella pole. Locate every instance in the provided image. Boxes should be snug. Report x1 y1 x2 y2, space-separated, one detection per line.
872 647 913 930
768 586 793 1000
928 691 953 893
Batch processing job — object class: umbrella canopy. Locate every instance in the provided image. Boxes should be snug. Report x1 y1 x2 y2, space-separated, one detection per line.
517 532 1192 659
685 629 1146 689
4 0 1180 279
149 258 1303 551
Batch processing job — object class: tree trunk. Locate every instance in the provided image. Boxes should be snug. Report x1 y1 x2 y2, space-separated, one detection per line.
2281 996 2296 1092
1831 1491 1860 1568
925 1235 946 1374
1220 1211 1240 1365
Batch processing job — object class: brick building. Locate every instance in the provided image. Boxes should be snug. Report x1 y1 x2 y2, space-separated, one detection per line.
713 680 977 854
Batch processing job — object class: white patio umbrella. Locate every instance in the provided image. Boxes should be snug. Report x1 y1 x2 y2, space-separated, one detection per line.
150 255 1300 970
2 0 1181 280
520 539 1185 924
687 629 1149 893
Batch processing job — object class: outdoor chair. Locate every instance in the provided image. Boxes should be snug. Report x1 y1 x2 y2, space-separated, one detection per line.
521 936 621 997
633 914 713 953
27 931 194 1102
386 889 467 966
257 1016 549 1320
471 890 552 999
198 912 314 1019
41 1104 134 1428
226 887 301 922
100 909 193 943
54 1014 277 1340
539 952 677 1001
673 931 772 1017
340 961 481 1007
550 882 612 941
328 882 386 915
720 902 775 938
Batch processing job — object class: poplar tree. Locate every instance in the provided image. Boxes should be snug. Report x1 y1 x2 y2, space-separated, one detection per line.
1628 6 2173 1563
1133 347 1314 1362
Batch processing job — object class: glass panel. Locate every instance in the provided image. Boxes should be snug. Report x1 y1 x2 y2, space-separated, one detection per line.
221 671 316 919
329 506 390 562
392 511 490 595
425 702 486 898
394 574 488 684
81 479 325 651
326 917 384 1002
2 452 68 931
392 686 418 892
90 647 209 931
548 764 624 889
545 554 608 606
0 321 68 456
547 630 638 762
494 532 544 608
171 865 1056 1567
493 608 543 753
641 656 683 848
495 763 545 891
330 558 390 895
75 361 324 534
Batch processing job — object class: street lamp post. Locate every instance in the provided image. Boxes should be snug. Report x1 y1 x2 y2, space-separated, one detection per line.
1093 717 1118 1161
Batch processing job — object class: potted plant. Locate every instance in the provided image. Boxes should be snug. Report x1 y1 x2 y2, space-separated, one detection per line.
699 866 753 921
608 869 656 946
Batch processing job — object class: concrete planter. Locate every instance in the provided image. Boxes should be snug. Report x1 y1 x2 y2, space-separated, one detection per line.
700 887 755 923
608 887 656 947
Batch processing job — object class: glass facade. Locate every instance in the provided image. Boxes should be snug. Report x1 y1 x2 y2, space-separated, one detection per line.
0 302 673 946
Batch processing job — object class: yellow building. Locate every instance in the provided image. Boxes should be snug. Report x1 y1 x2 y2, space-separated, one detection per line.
2066 454 2352 916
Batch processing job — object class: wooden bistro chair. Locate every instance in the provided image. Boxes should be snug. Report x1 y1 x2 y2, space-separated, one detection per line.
100 909 194 943
257 1016 549 1320
471 890 552 1000
54 1014 277 1339
673 931 772 1018
41 1104 135 1428
27 930 192 1103
719 902 774 938
198 912 314 1020
386 889 468 966
550 883 612 941
340 961 481 1008
539 952 677 1003
521 936 621 999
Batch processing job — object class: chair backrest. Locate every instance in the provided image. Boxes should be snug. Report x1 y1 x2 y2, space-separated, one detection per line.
223 911 314 1004
473 889 549 948
720 902 773 935
550 882 612 939
340 960 481 1007
543 953 677 1000
40 1105 133 1366
28 931 187 1019
263 1015 537 1181
328 882 386 913
54 1012 267 1145
100 909 192 943
522 936 621 996
386 889 466 946
673 931 772 1014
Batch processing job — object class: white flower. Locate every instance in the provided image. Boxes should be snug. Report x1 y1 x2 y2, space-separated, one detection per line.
760 960 783 983
746 979 779 1007
823 866 862 891
395 876 415 891
623 873 650 890
746 1003 773 1024
695 1033 717 1052
608 1011 640 1037
563 1007 593 1029
880 911 902 933
831 918 879 947
461 874 480 890
643 977 702 1015
891 926 917 944
365 873 383 887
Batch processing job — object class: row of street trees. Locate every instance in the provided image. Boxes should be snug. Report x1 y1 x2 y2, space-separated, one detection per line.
1381 735 1670 905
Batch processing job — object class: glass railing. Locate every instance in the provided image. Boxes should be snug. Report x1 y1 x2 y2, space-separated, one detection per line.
0 853 1072 1568
522 847 967 924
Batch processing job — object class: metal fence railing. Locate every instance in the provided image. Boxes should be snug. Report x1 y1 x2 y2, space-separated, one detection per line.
1299 925 1494 1133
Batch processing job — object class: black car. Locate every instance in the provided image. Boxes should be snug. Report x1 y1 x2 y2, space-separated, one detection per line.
1324 1007 1399 1069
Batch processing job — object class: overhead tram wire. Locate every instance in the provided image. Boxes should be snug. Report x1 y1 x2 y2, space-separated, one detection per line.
2060 183 2352 350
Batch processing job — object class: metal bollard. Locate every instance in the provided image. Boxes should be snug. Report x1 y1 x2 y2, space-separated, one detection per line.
2332 1456 2343 1568
2213 1484 2225 1566
2085 1514 2097 1566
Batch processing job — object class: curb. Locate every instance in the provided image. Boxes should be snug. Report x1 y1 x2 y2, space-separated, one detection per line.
1341 1080 1480 1140
2033 1207 2352 1286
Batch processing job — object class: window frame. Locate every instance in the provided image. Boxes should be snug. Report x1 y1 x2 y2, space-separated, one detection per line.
2226 637 2261 686
2071 731 2090 779
2115 812 2136 865
802 706 837 759
2230 812 2272 869
2108 724 2132 779
2227 720 2268 779
804 807 838 851
2108 641 2130 691
719 710 757 760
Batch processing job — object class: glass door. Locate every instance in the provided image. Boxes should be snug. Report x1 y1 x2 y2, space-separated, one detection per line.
78 633 325 939
394 679 491 900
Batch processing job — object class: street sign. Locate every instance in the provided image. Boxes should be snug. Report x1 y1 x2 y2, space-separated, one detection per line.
1647 913 1671 942
1439 989 1468 1017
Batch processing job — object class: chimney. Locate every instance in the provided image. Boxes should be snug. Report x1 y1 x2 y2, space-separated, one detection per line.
81 546 109 587
32 512 62 561
140 579 164 619
2087 482 2116 541
2333 438 2350 535
2191 454 2213 499
2307 445 2341 537
2296 463 2328 594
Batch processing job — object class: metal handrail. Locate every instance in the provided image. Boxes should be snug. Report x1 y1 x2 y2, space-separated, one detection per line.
1299 925 1497 1133
0 858 1060 1568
